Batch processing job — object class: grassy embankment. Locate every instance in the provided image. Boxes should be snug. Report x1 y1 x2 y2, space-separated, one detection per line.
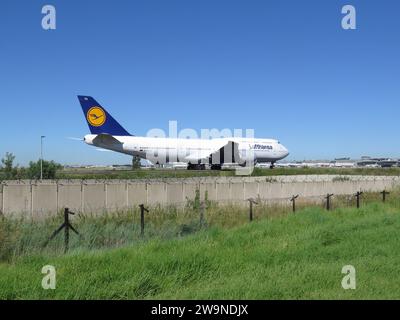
53 166 400 180
1 192 400 299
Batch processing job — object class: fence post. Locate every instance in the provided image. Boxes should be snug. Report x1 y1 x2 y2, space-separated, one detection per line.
43 207 79 254
247 198 258 222
64 208 70 252
381 190 389 202
200 201 206 227
325 193 334 211
290 195 299 213
139 204 149 237
355 191 363 208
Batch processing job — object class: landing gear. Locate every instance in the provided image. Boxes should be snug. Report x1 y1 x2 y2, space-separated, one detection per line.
270 162 275 169
187 163 206 170
210 164 222 170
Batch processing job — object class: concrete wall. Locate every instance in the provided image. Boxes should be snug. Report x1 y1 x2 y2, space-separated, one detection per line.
1 175 400 217
128 182 147 206
58 183 82 213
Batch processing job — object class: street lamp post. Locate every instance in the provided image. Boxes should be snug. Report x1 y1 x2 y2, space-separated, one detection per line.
40 136 45 181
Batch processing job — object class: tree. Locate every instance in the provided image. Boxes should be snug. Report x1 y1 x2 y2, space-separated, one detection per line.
27 160 62 180
132 156 141 170
1 152 16 179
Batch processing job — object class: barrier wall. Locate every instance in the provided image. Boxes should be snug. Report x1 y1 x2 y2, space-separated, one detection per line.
1 175 400 217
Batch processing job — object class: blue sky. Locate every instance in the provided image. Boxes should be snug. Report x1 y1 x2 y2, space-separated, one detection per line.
0 0 399 165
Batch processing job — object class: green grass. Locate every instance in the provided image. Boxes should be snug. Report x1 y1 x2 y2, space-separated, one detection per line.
1 199 400 299
52 166 400 180
2 166 400 181
0 202 287 261
55 168 234 180
0 191 387 261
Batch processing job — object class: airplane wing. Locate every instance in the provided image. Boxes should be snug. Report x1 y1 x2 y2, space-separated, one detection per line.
184 140 242 164
184 149 216 163
92 134 124 151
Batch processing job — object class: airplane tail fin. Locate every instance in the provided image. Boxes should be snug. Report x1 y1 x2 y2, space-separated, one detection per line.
77 95 131 136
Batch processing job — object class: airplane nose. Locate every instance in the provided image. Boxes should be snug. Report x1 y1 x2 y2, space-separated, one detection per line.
282 146 289 157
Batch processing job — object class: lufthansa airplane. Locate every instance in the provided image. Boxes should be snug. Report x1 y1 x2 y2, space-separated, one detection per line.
78 96 289 170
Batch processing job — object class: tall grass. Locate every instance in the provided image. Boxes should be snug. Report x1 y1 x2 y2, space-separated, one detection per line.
1 190 399 262
1 199 400 299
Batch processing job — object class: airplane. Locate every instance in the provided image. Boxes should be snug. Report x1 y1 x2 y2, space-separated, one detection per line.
78 96 289 170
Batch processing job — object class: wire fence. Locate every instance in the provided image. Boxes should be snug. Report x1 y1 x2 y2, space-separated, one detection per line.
1 184 400 263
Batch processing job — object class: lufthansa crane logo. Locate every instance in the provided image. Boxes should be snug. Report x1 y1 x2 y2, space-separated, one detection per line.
87 107 106 126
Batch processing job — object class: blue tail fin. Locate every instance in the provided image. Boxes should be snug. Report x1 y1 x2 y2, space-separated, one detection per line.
78 96 131 136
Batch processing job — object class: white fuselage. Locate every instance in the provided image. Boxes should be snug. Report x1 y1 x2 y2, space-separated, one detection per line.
84 135 289 165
